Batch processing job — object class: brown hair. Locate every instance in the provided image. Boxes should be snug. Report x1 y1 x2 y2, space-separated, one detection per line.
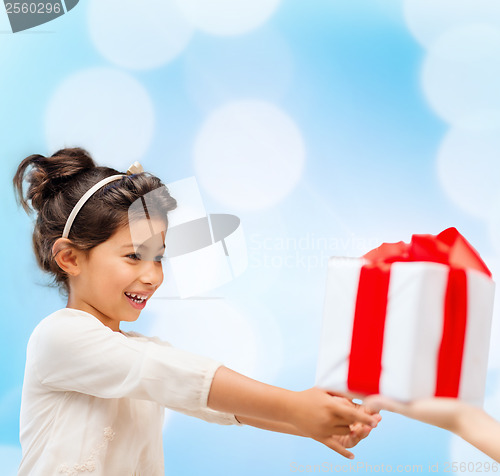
13 147 177 294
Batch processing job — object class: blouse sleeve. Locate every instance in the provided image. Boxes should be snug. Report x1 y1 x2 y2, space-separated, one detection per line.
29 310 241 424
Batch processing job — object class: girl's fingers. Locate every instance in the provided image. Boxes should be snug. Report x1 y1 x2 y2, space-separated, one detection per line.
352 424 372 441
333 405 379 427
329 425 353 436
329 395 380 420
327 418 376 436
321 436 355 459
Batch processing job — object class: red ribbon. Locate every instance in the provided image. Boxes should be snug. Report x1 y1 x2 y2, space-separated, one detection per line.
346 227 491 397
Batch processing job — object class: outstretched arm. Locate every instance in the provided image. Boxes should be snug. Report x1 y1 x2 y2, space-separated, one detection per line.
237 412 374 451
460 407 500 462
365 395 500 462
208 366 380 459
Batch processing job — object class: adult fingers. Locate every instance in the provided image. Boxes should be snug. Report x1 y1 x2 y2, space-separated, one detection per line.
364 395 406 414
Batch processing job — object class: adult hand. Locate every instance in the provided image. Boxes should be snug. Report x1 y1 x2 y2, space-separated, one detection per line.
364 394 500 463
364 394 464 432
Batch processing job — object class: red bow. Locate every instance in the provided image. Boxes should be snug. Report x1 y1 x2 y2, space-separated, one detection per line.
363 227 491 276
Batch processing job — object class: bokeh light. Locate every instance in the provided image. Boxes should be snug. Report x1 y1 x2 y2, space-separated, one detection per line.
404 0 500 48
436 125 500 220
183 28 294 112
174 0 282 36
45 67 155 169
193 100 306 211
88 0 193 70
422 25 500 127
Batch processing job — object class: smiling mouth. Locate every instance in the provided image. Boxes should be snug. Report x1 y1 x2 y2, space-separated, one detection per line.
124 292 148 304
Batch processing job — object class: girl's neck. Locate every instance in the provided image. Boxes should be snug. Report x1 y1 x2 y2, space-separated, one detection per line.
66 296 121 333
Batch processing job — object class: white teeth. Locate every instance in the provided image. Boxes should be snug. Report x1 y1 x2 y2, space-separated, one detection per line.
125 292 146 303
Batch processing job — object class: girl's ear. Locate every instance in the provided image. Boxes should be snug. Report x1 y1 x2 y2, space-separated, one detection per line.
52 238 83 276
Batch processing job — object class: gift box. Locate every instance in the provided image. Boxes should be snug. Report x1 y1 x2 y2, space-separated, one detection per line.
315 228 495 405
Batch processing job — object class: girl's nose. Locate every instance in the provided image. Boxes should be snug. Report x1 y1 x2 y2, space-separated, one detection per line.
140 261 164 288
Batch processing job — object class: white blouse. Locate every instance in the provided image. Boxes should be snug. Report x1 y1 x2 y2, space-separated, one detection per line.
19 308 240 476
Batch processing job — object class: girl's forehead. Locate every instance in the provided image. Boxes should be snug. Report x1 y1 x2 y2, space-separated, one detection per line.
127 217 167 244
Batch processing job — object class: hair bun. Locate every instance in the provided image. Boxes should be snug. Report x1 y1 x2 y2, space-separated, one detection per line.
13 147 96 214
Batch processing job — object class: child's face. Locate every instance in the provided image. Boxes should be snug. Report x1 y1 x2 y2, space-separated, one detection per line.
69 217 166 331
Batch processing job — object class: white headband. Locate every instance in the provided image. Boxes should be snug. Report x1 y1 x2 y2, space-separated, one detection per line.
62 161 144 239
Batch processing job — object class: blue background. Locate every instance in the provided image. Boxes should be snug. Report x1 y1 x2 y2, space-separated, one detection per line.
1 0 499 474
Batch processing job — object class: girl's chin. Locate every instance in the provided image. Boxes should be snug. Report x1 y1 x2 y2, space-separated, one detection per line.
122 312 141 322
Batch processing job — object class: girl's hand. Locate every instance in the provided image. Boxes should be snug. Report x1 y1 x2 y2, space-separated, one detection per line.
314 417 377 459
314 423 373 459
289 388 380 458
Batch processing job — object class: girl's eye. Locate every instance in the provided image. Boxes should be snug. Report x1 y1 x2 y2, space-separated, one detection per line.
126 253 164 262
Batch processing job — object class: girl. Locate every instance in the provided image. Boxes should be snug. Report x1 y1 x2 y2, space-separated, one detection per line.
14 148 380 475
365 395 500 462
